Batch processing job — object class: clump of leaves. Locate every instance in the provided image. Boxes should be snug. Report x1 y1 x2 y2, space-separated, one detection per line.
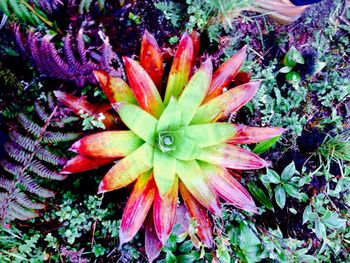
59 30 284 261
279 46 305 85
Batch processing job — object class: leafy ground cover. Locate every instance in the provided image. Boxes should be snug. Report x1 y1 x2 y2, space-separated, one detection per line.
0 0 349 262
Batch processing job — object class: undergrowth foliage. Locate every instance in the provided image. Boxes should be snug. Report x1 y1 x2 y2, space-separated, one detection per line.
0 93 79 224
14 25 117 87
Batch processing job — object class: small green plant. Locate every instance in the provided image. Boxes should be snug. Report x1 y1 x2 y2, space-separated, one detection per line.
279 46 305 84
260 162 308 209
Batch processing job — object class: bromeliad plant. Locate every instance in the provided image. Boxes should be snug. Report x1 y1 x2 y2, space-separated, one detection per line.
60 30 285 261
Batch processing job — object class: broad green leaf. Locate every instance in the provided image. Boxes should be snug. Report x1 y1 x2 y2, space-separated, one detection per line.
321 211 347 229
279 66 292 73
169 137 200 161
315 220 326 240
247 182 274 211
98 143 154 193
253 136 281 154
281 162 298 181
177 160 220 215
283 46 304 67
114 102 158 145
157 97 181 132
275 185 286 209
70 131 143 158
153 149 176 198
282 183 300 199
266 169 281 184
178 59 212 125
184 123 236 148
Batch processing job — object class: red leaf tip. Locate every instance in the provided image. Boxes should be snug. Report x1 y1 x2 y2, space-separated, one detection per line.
69 140 81 152
93 70 108 86
97 181 107 194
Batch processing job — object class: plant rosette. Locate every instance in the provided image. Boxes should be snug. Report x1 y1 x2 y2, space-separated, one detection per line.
59 30 285 261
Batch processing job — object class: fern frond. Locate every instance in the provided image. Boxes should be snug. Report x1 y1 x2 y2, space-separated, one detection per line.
18 113 41 138
43 131 80 143
15 26 117 87
28 160 66 180
0 92 79 224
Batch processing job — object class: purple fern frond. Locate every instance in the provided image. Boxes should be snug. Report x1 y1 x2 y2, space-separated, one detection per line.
14 26 118 86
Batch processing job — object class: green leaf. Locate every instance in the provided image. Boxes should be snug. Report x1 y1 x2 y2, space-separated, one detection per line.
266 169 280 184
165 251 177 263
157 97 181 132
275 185 286 209
247 182 274 211
315 220 326 240
153 149 176 198
114 102 157 145
279 66 292 74
177 252 200 263
253 136 281 154
281 162 298 181
184 123 236 148
286 71 301 83
282 183 300 199
178 240 193 253
283 46 304 67
303 205 315 224
321 211 347 229
169 137 200 161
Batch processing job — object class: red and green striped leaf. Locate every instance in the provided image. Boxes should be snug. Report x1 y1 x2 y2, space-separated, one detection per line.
61 154 115 174
153 176 178 244
98 143 154 193
176 160 221 215
204 45 247 102
191 81 260 124
53 90 116 129
145 212 163 263
69 131 143 158
140 30 164 91
179 182 213 248
119 172 155 246
178 58 213 125
228 125 286 144
184 123 236 148
113 102 158 145
197 143 268 170
123 56 164 118
93 70 137 104
164 32 194 104
153 149 176 198
200 162 257 213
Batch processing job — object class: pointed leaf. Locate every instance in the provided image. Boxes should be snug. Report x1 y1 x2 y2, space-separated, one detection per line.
190 31 200 61
184 123 236 148
54 90 116 130
179 182 213 248
120 172 155 246
61 154 115 174
123 56 164 118
93 70 137 104
164 32 194 104
113 102 157 145
197 143 268 170
168 137 200 161
253 136 281 154
178 58 213 125
140 30 164 91
98 143 154 193
153 149 176 198
204 46 247 102
145 212 163 263
176 160 221 215
157 97 181 132
191 82 260 124
69 131 143 158
200 162 257 213
153 176 178 244
228 125 285 144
